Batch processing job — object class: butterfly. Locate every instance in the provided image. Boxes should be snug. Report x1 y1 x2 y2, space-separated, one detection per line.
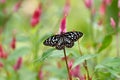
43 31 83 50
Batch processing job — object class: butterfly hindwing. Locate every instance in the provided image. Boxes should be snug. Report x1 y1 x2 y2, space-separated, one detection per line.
64 31 83 42
64 36 74 48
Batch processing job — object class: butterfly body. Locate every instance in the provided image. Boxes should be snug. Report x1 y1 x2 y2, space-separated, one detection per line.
43 31 83 50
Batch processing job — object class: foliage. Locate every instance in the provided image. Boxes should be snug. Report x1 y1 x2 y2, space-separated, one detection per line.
0 0 120 80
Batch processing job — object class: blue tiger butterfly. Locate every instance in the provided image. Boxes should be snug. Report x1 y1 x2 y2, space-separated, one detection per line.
43 31 83 50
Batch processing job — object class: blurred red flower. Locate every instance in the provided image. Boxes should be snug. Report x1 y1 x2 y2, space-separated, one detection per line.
10 36 16 50
38 69 43 80
31 5 42 27
0 0 6 4
0 44 8 59
0 62 4 68
63 0 70 16
104 0 112 5
99 1 106 16
13 57 22 71
110 17 116 29
13 1 22 12
68 59 86 80
59 16 66 34
84 0 93 9
118 0 120 8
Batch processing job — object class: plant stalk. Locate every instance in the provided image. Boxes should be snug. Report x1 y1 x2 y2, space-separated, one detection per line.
63 48 72 80
78 41 91 80
116 32 119 57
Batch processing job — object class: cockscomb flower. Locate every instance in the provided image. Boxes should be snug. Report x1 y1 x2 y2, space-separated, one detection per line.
13 57 22 71
0 44 8 59
59 16 66 34
63 0 70 16
38 69 43 80
68 60 73 69
31 5 42 27
118 0 120 8
10 36 16 50
0 62 4 68
104 0 112 5
84 0 93 9
99 1 106 16
110 17 116 29
13 1 22 12
118 12 120 17
0 0 6 4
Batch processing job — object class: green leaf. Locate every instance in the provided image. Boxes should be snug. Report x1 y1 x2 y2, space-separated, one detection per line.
95 58 120 69
106 0 119 34
72 54 98 68
8 47 30 61
17 35 30 42
98 35 112 53
33 48 55 63
95 58 120 78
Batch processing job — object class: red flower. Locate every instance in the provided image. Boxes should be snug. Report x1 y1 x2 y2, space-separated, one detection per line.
63 0 70 16
110 17 116 29
0 62 4 68
99 1 106 16
13 1 22 12
104 0 112 5
38 69 43 80
98 18 103 26
84 0 93 9
10 36 16 50
0 0 6 4
13 57 22 71
59 16 66 34
31 5 42 27
118 0 120 8
0 44 8 59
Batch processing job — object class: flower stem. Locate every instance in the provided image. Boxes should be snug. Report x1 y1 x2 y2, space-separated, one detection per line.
78 40 91 80
116 32 119 57
63 48 72 80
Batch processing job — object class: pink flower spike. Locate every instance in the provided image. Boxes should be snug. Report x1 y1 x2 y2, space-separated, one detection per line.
104 0 112 5
13 57 22 71
84 0 93 9
0 44 4 58
118 0 120 8
110 17 116 29
118 12 120 17
59 16 67 34
13 1 22 12
31 5 42 27
38 69 43 80
10 36 16 50
68 60 73 69
99 2 106 16
0 62 4 68
63 0 70 16
71 65 81 78
0 0 6 4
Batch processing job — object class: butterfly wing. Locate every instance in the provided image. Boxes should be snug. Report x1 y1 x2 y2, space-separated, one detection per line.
64 31 83 42
43 35 60 47
64 36 74 48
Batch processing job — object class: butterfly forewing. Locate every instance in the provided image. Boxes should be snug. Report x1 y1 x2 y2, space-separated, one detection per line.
64 31 83 42
43 35 60 47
